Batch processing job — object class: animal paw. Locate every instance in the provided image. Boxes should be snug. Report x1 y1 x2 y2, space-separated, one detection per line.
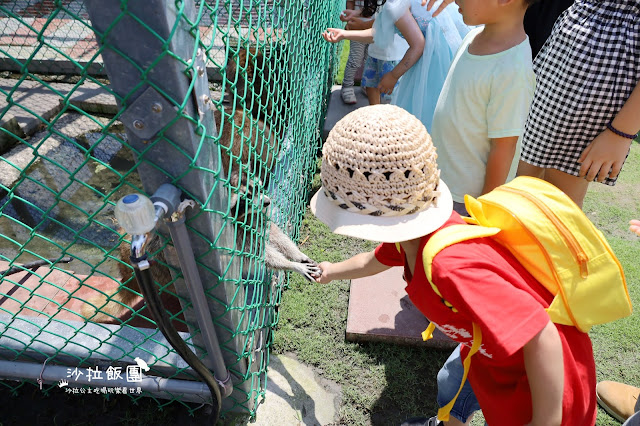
296 261 323 282
291 251 316 265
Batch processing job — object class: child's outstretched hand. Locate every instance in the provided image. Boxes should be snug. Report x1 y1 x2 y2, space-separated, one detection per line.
578 129 632 182
345 17 371 31
378 73 398 95
631 220 640 237
322 28 345 43
340 9 360 22
314 261 333 284
422 0 454 17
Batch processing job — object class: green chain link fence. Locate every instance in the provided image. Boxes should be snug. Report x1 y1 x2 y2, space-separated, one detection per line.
0 0 342 418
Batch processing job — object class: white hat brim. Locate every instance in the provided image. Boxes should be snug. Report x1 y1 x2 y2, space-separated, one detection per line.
310 180 453 243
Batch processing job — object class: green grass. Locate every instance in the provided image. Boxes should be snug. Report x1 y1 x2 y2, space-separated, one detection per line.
584 142 640 425
334 40 350 85
274 142 640 425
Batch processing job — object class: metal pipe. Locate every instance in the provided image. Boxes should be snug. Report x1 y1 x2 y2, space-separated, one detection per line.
166 211 233 398
0 359 210 404
146 185 230 398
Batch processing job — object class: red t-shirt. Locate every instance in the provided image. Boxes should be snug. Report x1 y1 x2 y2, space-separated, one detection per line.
374 212 596 426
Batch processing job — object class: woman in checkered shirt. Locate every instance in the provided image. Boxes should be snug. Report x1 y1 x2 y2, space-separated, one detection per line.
517 0 640 208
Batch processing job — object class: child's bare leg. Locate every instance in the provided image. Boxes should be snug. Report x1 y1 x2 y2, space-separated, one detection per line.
516 160 590 207
516 160 544 178
543 168 589 208
366 87 381 105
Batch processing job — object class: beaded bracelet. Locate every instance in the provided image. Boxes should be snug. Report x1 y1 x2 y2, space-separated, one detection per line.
607 121 639 140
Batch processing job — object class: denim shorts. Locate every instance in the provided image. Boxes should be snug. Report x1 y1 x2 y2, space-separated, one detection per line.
437 345 481 423
361 56 400 102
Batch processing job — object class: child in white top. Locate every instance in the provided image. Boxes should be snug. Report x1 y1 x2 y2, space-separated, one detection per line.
324 1 416 105
324 0 467 122
361 34 409 104
372 0 468 131
430 0 537 216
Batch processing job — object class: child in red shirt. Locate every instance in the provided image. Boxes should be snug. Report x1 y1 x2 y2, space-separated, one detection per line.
310 104 597 425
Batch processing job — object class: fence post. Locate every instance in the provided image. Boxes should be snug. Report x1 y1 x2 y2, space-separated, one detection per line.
83 0 251 411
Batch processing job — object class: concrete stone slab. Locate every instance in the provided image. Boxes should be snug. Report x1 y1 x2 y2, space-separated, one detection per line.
49 275 117 323
0 78 104 148
253 353 340 426
0 78 64 151
66 82 118 115
0 79 118 151
0 16 228 78
322 85 369 141
0 267 43 316
0 312 194 376
38 267 78 316
0 111 115 196
346 267 457 349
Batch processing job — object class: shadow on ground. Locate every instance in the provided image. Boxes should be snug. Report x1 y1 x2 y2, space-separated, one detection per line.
353 338 452 424
0 381 214 425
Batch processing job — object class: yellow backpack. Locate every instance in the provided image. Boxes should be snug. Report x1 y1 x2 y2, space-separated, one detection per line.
420 176 632 422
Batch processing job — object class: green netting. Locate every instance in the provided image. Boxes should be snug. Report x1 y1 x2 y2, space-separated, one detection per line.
0 0 342 418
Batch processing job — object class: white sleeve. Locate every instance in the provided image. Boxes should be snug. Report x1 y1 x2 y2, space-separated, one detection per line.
385 0 411 22
372 0 410 48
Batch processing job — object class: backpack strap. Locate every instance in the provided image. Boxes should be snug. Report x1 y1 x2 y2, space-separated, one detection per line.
421 224 500 422
398 225 501 340
422 224 501 284
438 322 482 422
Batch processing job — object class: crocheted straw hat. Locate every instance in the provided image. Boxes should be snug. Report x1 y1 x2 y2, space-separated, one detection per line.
310 104 452 243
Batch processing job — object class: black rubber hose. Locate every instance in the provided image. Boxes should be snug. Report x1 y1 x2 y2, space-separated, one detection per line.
132 260 222 424
0 257 73 276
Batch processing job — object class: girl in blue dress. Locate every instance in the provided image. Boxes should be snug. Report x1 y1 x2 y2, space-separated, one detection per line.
374 0 469 131
324 0 469 132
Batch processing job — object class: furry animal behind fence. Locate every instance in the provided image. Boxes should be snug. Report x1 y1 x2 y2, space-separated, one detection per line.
82 176 321 323
225 43 291 134
81 45 319 323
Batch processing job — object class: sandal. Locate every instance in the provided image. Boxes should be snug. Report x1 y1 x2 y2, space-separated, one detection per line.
341 87 357 105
